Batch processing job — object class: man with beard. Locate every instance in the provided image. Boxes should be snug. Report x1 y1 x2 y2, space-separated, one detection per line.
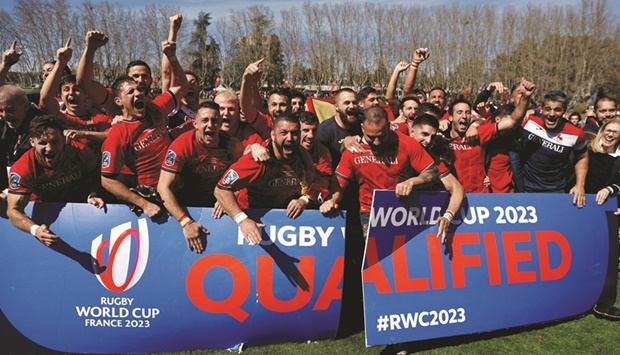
317 88 363 168
98 36 188 218
240 59 291 140
584 96 617 137
520 91 588 207
158 102 244 253
39 38 112 148
357 87 379 111
290 90 306 113
214 113 331 245
6 115 104 246
324 106 439 232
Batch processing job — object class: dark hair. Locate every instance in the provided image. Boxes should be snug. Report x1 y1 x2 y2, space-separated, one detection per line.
268 88 291 103
290 89 305 102
356 86 377 102
41 60 71 81
494 103 516 118
429 87 446 97
412 114 439 130
198 101 220 112
400 96 420 110
595 95 617 111
427 135 455 167
298 111 319 125
363 106 388 125
29 114 64 138
541 91 568 109
411 88 426 98
334 88 356 103
273 112 300 127
111 75 136 98
184 70 201 83
568 112 581 119
415 102 443 118
448 97 472 116
126 60 152 76
58 74 77 93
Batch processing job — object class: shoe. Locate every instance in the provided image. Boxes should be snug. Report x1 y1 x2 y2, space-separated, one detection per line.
593 305 620 321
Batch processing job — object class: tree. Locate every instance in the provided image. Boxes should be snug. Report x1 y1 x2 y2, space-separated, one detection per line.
188 11 220 91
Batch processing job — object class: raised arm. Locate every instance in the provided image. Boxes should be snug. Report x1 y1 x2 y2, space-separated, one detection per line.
497 77 535 132
386 61 410 116
240 58 264 124
161 39 188 108
0 40 22 86
161 14 183 93
76 31 118 115
403 48 430 96
39 38 72 115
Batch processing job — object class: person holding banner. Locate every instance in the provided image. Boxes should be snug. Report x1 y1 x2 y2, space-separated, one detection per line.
215 113 331 245
584 116 620 320
158 101 244 253
6 115 104 246
329 106 440 234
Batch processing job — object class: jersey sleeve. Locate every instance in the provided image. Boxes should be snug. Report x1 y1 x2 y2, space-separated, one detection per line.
406 137 436 173
100 124 126 177
247 111 272 140
151 90 178 118
8 152 34 195
216 153 263 192
478 122 499 146
335 150 354 186
161 134 187 174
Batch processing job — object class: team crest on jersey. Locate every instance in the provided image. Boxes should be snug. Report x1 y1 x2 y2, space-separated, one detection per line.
222 170 239 185
390 122 398 131
102 151 111 168
9 173 20 189
165 150 177 166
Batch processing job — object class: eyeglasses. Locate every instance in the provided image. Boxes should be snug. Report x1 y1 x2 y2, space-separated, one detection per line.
603 129 620 136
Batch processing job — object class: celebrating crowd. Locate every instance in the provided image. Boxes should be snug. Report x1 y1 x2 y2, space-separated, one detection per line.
1 14 619 321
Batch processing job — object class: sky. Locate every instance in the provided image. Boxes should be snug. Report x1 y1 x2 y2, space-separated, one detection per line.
63 0 619 21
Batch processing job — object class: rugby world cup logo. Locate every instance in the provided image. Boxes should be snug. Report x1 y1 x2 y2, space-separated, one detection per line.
91 219 149 293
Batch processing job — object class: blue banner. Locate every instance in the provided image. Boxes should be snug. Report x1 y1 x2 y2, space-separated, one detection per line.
0 203 345 353
363 191 614 346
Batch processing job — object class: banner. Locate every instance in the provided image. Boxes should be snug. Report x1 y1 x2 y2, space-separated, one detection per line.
0 203 345 353
363 191 614 346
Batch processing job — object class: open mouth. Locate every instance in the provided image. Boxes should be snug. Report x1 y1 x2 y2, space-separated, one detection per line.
134 100 145 111
67 97 79 106
186 91 195 100
204 130 215 137
282 142 295 155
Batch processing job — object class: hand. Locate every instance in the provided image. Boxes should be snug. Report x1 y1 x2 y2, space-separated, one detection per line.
395 181 413 198
486 81 505 93
143 202 162 218
162 40 177 59
569 185 586 208
465 124 480 145
112 115 124 124
169 14 183 33
183 221 208 253
35 224 61 246
394 61 410 73
596 188 611 205
85 31 109 49
238 219 265 245
212 201 226 219
243 58 264 81
475 101 491 118
56 38 72 64
319 199 338 214
250 143 270 162
439 120 449 132
483 175 491 188
435 216 450 244
2 40 22 67
64 129 80 140
87 196 105 209
412 47 430 64
343 135 363 154
518 77 536 98
287 198 308 219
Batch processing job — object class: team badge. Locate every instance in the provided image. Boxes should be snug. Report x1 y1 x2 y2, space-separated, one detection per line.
165 150 177 166
9 173 21 189
222 170 239 185
390 122 398 131
102 151 111 168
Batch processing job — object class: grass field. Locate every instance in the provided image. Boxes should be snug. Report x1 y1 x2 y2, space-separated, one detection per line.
157 284 620 355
